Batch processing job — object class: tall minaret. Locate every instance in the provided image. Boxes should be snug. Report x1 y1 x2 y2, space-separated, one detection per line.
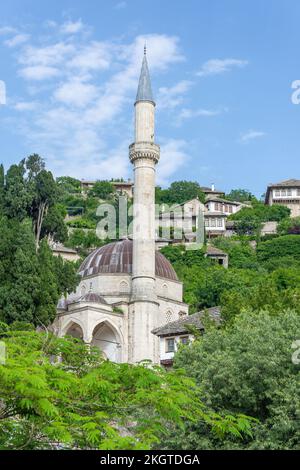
128 47 160 363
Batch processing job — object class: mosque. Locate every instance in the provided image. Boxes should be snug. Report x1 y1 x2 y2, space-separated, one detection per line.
54 49 189 364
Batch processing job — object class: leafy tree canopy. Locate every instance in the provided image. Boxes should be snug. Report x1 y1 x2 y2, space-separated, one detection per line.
225 188 256 202
156 181 205 205
0 216 78 326
88 180 115 200
0 325 253 450
172 309 300 449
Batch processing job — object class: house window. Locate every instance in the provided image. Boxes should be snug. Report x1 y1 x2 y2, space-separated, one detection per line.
229 206 233 213
297 189 300 196
211 218 216 227
205 219 209 227
275 190 280 197
281 189 286 196
217 218 223 227
166 338 175 353
287 189 292 196
180 336 189 345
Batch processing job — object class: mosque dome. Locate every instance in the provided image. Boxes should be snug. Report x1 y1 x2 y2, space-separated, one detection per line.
78 239 178 281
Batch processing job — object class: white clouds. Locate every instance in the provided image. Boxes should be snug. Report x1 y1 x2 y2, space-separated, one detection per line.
7 25 185 179
67 41 111 72
20 42 75 67
4 33 29 47
178 107 222 120
239 130 266 143
60 19 84 34
157 80 193 109
18 42 75 80
53 80 98 107
14 101 37 111
197 58 248 77
20 65 60 80
0 26 17 35
157 139 189 185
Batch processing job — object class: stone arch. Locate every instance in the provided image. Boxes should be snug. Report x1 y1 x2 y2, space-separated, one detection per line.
162 283 168 296
91 320 122 363
119 280 129 294
63 320 84 340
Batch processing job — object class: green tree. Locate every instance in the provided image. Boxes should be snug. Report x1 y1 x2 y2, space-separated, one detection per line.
56 176 81 195
30 169 57 249
41 204 68 243
277 216 300 235
0 325 252 450
172 309 300 449
257 235 300 262
3 163 31 220
156 181 205 205
226 188 255 202
0 216 78 326
88 180 115 200
0 164 4 210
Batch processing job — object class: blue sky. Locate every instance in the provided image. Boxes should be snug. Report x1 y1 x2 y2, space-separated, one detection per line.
0 0 300 196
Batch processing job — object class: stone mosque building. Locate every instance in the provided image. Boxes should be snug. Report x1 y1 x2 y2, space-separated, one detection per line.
54 49 189 364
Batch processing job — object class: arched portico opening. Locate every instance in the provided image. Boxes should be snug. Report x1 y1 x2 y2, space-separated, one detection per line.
64 321 84 340
91 322 122 362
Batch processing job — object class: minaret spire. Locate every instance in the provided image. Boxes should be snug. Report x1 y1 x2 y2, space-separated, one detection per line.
128 49 160 363
135 46 155 105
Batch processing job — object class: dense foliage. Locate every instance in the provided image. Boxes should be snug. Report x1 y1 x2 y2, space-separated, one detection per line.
0 157 79 325
225 188 255 202
0 216 78 325
156 181 205 205
171 310 300 449
0 324 253 450
228 201 290 235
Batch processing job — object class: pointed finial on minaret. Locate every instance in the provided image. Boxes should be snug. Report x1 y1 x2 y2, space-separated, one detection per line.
135 44 154 104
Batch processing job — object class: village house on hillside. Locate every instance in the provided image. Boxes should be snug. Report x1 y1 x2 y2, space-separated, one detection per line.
156 194 246 241
265 179 300 217
80 179 134 198
152 306 221 368
200 184 225 199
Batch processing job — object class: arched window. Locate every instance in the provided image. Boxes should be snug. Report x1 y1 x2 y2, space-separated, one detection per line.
119 280 129 293
81 285 86 297
162 283 168 297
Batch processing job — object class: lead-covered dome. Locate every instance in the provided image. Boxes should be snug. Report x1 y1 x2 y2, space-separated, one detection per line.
79 239 178 281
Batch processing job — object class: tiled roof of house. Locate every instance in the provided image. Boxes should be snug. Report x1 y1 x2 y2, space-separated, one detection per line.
205 196 241 205
201 186 224 194
204 211 227 217
268 179 300 188
265 179 300 202
206 245 227 256
152 306 221 336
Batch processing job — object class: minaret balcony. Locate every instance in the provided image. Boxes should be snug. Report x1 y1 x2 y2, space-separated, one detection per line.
129 142 160 164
